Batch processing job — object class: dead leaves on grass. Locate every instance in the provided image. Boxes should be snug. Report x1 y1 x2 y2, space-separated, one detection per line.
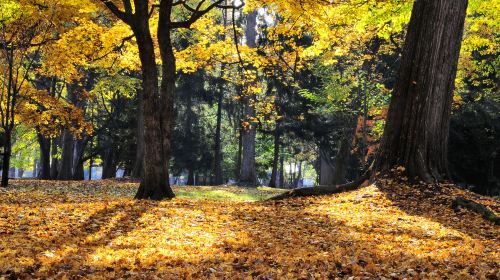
0 180 498 279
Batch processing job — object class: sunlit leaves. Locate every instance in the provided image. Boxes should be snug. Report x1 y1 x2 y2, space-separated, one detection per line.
0 180 498 278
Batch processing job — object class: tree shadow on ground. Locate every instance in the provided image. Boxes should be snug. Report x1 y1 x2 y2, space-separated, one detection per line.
4 200 153 278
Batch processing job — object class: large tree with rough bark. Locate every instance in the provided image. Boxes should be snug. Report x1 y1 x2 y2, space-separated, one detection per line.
271 0 469 199
373 0 469 182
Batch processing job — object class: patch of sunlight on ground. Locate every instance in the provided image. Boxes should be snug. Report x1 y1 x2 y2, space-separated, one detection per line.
1 180 498 279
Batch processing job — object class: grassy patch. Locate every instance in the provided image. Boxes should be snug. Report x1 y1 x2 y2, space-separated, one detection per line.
173 186 287 201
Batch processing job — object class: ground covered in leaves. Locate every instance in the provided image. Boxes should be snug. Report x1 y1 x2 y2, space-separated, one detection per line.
0 179 498 279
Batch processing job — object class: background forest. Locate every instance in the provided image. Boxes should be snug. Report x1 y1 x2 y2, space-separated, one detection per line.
1 0 497 195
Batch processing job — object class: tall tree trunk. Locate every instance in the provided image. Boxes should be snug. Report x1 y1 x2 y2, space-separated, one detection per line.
295 161 302 188
236 127 243 180
100 0 175 200
240 106 257 186
131 91 144 178
134 2 176 200
57 129 74 180
187 168 195 185
1 130 12 186
239 11 258 186
269 125 280 188
72 138 86 180
331 134 352 185
374 0 469 182
213 84 224 185
319 148 335 185
102 147 117 179
50 135 60 179
36 132 51 180
279 148 284 188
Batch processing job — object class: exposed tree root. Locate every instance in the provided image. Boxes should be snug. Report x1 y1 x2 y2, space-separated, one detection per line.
452 197 500 225
268 171 371 200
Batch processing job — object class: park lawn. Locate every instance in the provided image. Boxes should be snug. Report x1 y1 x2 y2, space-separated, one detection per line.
0 179 498 279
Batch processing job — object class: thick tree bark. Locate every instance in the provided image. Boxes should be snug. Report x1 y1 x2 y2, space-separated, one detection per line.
319 148 335 185
332 129 354 185
269 0 468 200
374 0 469 182
36 132 51 180
239 100 257 186
57 129 74 180
99 0 175 199
239 11 258 186
134 1 176 199
102 147 117 179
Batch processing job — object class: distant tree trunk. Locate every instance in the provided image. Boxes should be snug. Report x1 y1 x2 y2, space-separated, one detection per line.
50 136 60 179
9 167 15 178
33 159 38 178
269 126 280 188
374 0 469 182
88 156 93 180
240 102 257 186
239 11 258 187
331 134 352 185
279 148 284 188
235 127 243 180
36 132 51 180
319 148 335 185
102 148 117 179
213 85 224 185
57 129 74 180
72 138 86 180
2 129 12 185
131 91 144 178
187 168 195 185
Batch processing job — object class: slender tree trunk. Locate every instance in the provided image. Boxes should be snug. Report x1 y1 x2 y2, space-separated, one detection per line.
213 84 224 185
131 91 144 178
374 0 469 182
269 125 280 188
295 161 302 188
18 168 24 178
1 130 12 187
36 132 51 180
50 136 60 179
279 148 284 188
236 127 243 180
88 156 93 180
